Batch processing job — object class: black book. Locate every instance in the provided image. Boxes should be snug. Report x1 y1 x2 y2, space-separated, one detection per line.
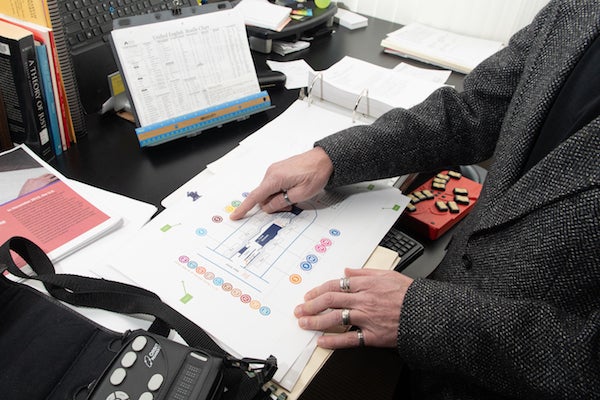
0 20 54 162
0 88 13 151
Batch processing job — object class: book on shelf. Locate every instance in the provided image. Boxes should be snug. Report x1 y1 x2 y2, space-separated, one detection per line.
0 13 74 152
0 89 13 151
45 0 87 139
35 43 62 156
0 0 84 142
0 0 51 28
0 20 54 162
109 6 272 147
0 144 123 266
381 23 506 75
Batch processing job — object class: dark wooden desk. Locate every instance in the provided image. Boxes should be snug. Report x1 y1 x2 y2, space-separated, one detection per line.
50 16 466 400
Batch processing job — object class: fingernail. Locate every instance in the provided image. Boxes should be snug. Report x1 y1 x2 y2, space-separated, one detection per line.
293 305 302 316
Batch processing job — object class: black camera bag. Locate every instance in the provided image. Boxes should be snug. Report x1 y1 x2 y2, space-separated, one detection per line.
0 236 277 400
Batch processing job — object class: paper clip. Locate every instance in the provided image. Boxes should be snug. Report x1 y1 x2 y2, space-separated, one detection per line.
306 72 323 106
352 88 369 123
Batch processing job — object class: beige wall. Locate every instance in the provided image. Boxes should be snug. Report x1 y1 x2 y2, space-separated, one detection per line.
336 0 550 43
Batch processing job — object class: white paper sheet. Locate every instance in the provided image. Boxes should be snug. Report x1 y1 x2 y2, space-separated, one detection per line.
103 167 408 388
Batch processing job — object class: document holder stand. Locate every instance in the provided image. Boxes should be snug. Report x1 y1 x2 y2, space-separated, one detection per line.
245 1 338 54
109 2 273 147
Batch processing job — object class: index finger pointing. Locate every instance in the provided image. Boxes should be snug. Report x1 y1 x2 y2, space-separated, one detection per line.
230 194 259 220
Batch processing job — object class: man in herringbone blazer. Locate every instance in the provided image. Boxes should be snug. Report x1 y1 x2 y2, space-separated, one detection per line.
231 0 600 398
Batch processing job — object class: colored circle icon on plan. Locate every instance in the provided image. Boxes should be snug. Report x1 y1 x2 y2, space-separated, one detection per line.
240 294 251 303
329 228 341 236
196 228 207 236
300 262 312 271
250 300 261 310
259 306 271 316
289 274 302 284
213 277 224 286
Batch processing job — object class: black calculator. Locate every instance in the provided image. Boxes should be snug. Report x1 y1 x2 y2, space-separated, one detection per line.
379 227 425 271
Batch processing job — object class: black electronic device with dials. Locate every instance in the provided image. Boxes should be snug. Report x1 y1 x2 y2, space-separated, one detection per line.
86 331 224 400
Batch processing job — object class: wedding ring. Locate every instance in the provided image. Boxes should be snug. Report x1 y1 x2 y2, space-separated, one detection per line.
356 329 365 347
282 191 293 206
339 277 350 292
341 309 351 325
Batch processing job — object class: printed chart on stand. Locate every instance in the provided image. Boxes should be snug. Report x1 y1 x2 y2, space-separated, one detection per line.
104 178 407 388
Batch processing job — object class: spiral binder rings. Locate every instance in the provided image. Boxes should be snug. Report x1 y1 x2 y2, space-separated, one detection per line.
306 72 323 106
352 88 370 123
303 69 372 124
109 3 273 147
303 56 450 123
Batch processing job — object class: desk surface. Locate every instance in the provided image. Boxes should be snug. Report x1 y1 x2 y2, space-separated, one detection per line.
52 15 464 211
50 15 465 400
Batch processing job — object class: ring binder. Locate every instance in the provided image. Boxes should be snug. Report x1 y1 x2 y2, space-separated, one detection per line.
304 56 448 121
352 88 370 123
307 72 324 106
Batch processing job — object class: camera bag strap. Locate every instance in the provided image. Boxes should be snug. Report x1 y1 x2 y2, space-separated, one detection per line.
0 236 276 400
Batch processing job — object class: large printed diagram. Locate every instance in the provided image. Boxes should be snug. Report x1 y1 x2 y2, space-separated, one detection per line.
174 196 338 318
107 181 406 387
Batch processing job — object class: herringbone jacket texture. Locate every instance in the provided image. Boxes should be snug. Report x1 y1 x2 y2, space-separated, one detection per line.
315 1 600 398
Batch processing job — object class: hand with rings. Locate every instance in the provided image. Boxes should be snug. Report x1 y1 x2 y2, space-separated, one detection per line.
294 267 414 349
229 147 333 220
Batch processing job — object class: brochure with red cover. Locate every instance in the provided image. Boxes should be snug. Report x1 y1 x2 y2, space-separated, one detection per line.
0 145 122 264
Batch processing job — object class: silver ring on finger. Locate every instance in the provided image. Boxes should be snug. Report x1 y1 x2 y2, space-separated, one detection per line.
341 308 351 325
282 190 293 206
356 328 365 347
339 276 350 292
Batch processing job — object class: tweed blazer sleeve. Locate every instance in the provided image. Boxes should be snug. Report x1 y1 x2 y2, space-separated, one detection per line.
314 18 530 187
317 1 600 398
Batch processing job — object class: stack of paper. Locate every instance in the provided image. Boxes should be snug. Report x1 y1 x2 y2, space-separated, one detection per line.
381 23 505 74
308 56 451 118
235 0 292 31
272 40 310 56
334 8 368 30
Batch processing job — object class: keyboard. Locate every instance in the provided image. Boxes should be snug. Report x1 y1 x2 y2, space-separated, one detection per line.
59 0 198 51
379 227 424 271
